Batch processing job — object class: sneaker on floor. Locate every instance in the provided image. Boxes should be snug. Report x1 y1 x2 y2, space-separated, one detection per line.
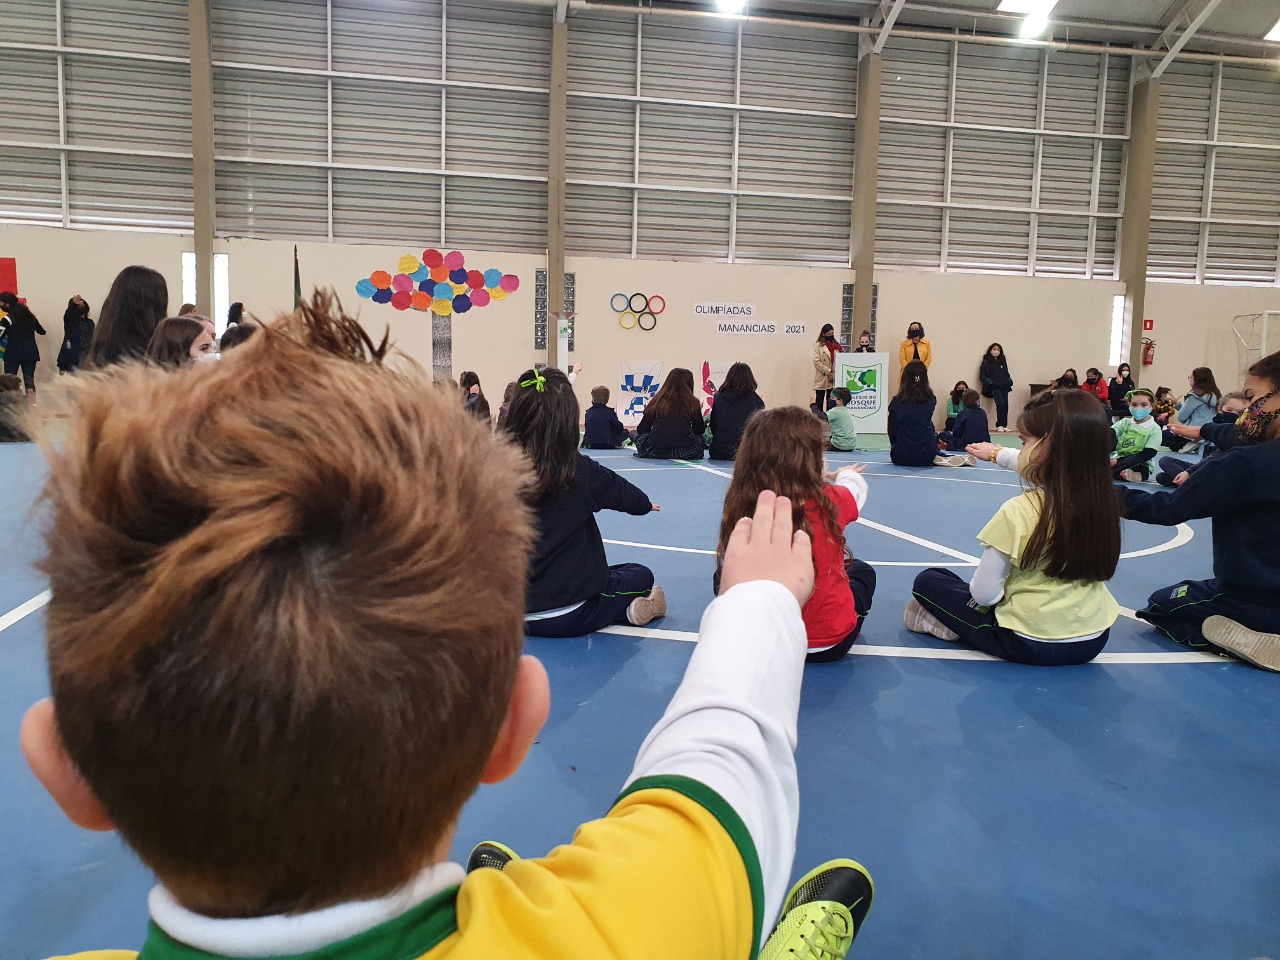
1202 616 1280 673
627 585 667 626
760 859 875 960
903 598 961 642
962 453 977 467
933 454 967 468
466 840 520 873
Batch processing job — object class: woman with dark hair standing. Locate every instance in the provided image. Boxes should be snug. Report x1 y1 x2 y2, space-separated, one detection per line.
88 265 169 367
812 324 842 410
636 367 705 460
1163 366 1222 452
0 292 47 399
889 360 968 468
56 296 94 374
227 302 244 327
979 342 1014 433
707 362 765 460
898 322 931 369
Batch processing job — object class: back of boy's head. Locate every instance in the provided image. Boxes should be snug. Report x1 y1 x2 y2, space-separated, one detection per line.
963 389 981 408
591 384 610 404
217 321 257 351
37 290 534 916
0 374 21 393
831 386 851 405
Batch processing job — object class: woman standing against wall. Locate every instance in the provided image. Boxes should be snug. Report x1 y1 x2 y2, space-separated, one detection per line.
899 322 932 369
979 343 1014 433
57 296 94 374
812 323 842 410
88 265 169 367
0 292 47 400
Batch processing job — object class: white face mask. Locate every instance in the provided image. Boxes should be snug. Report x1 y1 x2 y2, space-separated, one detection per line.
196 352 221 364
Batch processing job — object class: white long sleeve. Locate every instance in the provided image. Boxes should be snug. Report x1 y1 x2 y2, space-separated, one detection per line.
625 580 808 940
994 447 1020 472
833 467 869 511
968 545 1012 606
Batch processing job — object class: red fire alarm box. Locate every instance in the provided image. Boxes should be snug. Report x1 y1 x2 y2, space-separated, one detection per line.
1142 318 1154 331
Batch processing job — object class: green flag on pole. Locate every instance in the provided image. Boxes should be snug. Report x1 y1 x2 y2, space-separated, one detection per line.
293 245 302 308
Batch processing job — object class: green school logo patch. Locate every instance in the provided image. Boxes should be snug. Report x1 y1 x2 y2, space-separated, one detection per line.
843 365 881 415
1172 585 1189 600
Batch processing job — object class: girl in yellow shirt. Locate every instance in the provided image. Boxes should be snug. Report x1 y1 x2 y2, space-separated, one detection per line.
904 389 1122 665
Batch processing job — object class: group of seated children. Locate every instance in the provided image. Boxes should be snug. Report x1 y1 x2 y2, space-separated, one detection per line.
21 293 877 960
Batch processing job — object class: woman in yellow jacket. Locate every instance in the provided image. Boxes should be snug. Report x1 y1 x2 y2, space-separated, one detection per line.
899 322 932 369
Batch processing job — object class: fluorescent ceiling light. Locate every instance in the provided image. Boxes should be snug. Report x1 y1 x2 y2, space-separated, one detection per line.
1266 17 1280 42
1020 10 1051 37
997 0 1055 12
997 0 1057 38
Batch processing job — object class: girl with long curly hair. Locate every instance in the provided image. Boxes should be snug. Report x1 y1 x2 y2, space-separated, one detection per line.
715 407 875 662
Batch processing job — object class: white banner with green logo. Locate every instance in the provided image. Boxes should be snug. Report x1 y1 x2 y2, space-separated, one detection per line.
834 353 890 433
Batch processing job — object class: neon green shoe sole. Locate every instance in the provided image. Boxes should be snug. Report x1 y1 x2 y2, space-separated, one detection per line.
760 859 874 960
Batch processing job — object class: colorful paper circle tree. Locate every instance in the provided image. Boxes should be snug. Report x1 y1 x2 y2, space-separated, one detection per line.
356 249 519 315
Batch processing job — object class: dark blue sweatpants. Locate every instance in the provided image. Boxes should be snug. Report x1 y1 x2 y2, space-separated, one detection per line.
912 568 1109 666
525 563 655 638
1137 578 1280 648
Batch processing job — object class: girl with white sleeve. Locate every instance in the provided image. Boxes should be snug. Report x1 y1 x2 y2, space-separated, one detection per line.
907 389 1122 665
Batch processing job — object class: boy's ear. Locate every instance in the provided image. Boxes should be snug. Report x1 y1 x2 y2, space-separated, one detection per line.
21 699 115 832
481 656 550 786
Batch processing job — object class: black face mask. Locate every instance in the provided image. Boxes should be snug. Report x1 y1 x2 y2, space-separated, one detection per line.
823 333 835 342
1087 375 1099 383
909 330 922 339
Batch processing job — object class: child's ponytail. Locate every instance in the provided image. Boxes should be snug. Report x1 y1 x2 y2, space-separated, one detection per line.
504 367 580 497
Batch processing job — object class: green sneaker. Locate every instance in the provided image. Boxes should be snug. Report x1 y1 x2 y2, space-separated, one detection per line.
759 859 874 960
465 840 520 873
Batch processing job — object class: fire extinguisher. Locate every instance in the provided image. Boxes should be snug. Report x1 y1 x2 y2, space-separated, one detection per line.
1142 338 1156 367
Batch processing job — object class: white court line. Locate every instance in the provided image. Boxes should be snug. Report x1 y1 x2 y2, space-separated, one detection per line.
0 590 51 632
612 467 696 473
602 538 976 567
679 459 989 566
1121 523 1194 559
598 623 1223 664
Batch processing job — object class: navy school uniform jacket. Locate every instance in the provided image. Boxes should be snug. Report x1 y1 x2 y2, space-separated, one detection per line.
947 406 990 450
583 401 628 449
708 390 765 460
888 396 938 467
1122 439 1280 605
528 455 654 613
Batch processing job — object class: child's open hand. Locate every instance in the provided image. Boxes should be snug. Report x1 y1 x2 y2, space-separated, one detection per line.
719 491 814 607
824 464 867 481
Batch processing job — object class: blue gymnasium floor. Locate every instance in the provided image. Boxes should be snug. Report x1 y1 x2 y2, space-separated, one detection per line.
2 441 1278 960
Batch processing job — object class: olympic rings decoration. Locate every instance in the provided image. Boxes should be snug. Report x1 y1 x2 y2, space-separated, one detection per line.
611 292 663 332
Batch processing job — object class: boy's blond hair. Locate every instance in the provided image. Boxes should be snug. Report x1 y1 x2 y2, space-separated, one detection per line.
37 291 533 916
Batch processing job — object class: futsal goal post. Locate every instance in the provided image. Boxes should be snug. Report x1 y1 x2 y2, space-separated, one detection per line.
1232 311 1280 382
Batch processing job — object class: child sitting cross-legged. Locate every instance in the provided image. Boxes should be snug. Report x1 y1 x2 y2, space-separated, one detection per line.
826 386 858 452
940 389 990 452
505 367 666 637
22 293 877 960
582 384 629 449
909 389 1122 666
1110 387 1162 482
715 407 876 663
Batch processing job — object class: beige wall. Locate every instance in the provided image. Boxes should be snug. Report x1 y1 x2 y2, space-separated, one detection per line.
875 270 1124 421
1142 282 1280 399
5 223 1279 423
